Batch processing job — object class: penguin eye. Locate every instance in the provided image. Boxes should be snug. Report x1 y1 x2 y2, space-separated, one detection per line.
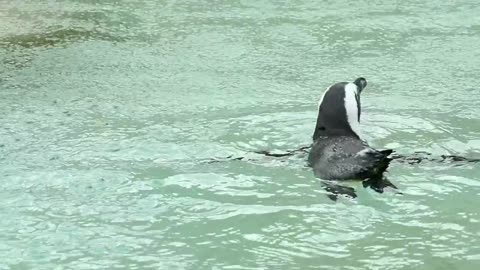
319 126 326 131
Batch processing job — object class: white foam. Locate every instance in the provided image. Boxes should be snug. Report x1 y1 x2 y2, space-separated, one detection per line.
344 83 361 138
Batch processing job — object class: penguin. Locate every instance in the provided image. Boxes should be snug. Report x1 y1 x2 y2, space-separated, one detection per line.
308 77 397 200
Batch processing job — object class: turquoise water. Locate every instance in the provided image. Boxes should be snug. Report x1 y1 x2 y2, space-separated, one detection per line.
1 0 480 269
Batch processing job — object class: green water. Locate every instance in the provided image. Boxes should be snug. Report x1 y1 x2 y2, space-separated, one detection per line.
1 0 480 269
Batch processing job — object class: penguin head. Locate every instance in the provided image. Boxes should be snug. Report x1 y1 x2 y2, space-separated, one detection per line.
353 77 367 93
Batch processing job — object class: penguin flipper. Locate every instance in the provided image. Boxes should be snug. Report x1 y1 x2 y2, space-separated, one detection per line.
362 176 399 193
321 181 357 201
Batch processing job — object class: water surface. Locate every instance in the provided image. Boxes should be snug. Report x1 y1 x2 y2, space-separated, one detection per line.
1 0 480 269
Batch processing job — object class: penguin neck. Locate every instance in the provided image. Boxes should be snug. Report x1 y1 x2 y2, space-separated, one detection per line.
312 107 361 142
312 124 360 142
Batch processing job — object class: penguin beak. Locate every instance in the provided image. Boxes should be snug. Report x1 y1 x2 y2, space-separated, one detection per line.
354 77 367 94
360 80 367 91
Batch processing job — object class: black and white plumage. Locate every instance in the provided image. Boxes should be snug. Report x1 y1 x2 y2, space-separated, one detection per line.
308 77 396 199
312 77 365 142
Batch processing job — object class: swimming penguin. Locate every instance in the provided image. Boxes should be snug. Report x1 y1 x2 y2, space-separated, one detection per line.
308 77 397 200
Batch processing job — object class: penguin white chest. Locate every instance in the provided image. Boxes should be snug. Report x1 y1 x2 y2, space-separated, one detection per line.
343 83 361 138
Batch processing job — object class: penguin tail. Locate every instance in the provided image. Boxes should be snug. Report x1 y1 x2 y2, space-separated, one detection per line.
379 149 394 156
361 148 401 194
367 148 393 177
378 149 393 172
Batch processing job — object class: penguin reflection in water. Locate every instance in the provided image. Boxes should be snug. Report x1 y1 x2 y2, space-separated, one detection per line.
308 77 398 200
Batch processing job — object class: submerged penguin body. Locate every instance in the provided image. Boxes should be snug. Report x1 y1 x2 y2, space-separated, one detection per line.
308 136 392 181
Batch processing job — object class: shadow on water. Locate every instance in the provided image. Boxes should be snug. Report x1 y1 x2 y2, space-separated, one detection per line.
0 28 123 81
0 7 137 79
0 28 125 49
0 1 144 75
